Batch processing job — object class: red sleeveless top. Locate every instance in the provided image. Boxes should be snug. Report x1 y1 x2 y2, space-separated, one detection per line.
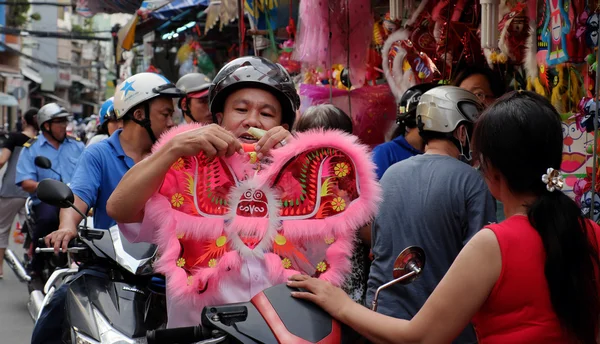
471 215 600 343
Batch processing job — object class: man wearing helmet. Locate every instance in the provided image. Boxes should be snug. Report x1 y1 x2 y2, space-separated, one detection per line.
176 73 213 124
86 97 123 146
15 103 85 283
367 86 496 344
106 56 299 328
34 73 183 343
372 83 439 180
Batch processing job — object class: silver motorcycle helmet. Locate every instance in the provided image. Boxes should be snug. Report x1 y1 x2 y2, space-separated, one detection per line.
37 103 70 127
416 85 484 134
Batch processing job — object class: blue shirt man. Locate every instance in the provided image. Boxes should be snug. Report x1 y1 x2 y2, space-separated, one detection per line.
371 135 422 180
15 134 84 204
69 129 134 229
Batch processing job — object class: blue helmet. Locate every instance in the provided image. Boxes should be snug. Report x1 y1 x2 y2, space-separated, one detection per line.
99 97 116 126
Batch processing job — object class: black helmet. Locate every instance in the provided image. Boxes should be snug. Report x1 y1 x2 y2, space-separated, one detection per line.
397 83 440 128
209 56 300 128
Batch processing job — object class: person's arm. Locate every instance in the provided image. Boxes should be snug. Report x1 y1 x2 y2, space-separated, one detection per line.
107 124 242 223
0 134 16 169
15 146 38 193
0 148 12 169
289 229 502 344
463 175 497 245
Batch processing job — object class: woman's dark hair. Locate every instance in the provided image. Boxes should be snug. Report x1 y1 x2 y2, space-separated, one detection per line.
473 90 600 343
96 121 109 135
23 108 39 130
452 66 505 98
294 104 353 134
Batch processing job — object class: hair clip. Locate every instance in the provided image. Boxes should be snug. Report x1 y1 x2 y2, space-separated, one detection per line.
542 168 564 192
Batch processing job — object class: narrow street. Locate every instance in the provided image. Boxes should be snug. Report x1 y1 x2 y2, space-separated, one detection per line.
0 239 34 342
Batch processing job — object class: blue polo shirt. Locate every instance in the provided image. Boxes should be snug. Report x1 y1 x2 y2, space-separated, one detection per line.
69 129 134 229
15 134 85 204
371 136 422 180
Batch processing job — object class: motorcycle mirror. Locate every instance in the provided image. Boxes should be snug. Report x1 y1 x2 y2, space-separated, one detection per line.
392 246 426 282
37 179 75 209
371 246 426 312
34 156 52 169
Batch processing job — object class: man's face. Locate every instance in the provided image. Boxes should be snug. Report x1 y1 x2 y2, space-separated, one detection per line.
216 88 285 144
148 97 176 137
185 96 212 124
45 117 68 142
459 74 495 107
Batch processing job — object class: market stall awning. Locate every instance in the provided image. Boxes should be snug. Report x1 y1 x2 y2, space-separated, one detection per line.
151 0 209 20
0 92 18 106
40 92 69 107
72 75 98 90
75 0 145 17
21 66 42 84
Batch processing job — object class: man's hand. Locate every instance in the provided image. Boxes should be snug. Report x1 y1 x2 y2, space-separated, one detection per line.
254 126 293 159
45 227 77 254
169 124 243 158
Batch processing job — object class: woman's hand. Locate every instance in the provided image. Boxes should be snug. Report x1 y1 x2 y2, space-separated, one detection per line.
287 274 354 320
254 126 292 159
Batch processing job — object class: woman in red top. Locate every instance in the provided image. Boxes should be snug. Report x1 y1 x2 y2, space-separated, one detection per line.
288 91 600 343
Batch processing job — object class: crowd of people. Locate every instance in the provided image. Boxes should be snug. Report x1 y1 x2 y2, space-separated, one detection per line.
0 55 598 343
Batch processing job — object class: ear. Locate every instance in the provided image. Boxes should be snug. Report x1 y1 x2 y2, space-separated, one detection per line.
133 107 145 121
281 123 289 130
215 112 223 125
180 98 188 111
454 125 467 145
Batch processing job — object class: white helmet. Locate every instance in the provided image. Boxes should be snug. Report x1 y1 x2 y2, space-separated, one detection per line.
113 72 184 120
176 73 212 95
38 103 69 126
416 86 484 134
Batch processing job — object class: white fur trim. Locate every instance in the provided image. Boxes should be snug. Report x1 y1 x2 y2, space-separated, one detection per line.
225 178 281 258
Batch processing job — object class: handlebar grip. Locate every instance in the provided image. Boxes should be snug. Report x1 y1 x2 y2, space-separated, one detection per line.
147 326 204 344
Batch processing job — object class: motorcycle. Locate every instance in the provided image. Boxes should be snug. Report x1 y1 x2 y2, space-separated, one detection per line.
145 246 426 343
33 178 168 343
4 156 69 292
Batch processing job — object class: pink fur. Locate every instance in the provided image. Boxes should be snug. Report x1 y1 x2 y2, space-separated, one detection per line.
142 124 382 308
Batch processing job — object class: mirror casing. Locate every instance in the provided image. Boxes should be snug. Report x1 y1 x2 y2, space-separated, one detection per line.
34 156 52 169
392 246 426 283
37 179 75 208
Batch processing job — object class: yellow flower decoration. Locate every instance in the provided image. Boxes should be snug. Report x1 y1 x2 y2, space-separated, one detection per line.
331 197 346 212
334 162 350 177
171 158 185 171
171 193 184 208
324 237 335 245
275 234 287 246
316 261 327 272
208 258 218 268
187 276 194 286
282 258 292 269
176 257 186 268
216 236 227 247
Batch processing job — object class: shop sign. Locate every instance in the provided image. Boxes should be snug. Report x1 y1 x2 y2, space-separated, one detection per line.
58 69 72 87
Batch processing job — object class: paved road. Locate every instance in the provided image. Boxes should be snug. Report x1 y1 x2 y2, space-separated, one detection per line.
0 238 34 342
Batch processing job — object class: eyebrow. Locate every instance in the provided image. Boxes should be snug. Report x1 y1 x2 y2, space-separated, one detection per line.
232 99 278 113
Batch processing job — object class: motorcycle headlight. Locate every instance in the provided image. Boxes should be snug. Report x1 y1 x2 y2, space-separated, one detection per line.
73 308 147 344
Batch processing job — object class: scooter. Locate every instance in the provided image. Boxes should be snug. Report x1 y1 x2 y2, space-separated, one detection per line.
34 178 168 342
145 246 426 343
4 156 68 289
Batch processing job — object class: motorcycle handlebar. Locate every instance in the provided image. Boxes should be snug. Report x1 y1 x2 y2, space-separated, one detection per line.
35 247 87 254
147 326 205 344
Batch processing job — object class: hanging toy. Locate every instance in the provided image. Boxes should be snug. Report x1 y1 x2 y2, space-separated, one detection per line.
541 0 571 66
566 0 589 63
585 12 600 48
549 65 569 114
524 0 545 95
382 29 415 101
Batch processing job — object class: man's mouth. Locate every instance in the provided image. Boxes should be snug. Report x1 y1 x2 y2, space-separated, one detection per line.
239 133 258 144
